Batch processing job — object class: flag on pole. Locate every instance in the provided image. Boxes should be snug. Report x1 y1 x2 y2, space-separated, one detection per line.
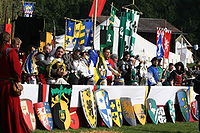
89 0 106 17
108 6 116 28
23 2 34 17
5 24 12 34
118 12 126 59
129 11 140 56
105 6 116 51
64 20 75 49
83 20 93 46
163 29 172 59
124 10 132 52
73 22 85 47
156 28 164 58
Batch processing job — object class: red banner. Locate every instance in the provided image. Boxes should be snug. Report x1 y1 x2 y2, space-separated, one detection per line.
163 30 171 59
89 0 106 17
5 24 12 34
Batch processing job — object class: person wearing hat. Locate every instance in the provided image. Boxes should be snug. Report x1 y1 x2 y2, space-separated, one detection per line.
147 57 160 86
78 47 95 85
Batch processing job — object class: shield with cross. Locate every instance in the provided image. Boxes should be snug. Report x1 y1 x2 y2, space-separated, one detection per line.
109 99 123 127
49 84 72 130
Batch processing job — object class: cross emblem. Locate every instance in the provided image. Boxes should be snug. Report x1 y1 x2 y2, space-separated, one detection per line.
110 102 115 110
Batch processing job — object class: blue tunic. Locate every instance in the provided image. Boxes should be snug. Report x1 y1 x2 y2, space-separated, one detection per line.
148 66 160 86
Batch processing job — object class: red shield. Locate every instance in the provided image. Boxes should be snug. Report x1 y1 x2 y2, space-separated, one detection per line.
20 99 36 131
34 102 53 130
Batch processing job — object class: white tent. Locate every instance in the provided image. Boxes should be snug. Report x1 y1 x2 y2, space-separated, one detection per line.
175 35 194 66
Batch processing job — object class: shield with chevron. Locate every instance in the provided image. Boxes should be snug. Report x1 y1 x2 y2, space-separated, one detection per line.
109 99 123 127
95 89 113 128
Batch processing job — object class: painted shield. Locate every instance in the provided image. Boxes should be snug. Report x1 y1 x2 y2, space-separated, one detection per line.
20 99 36 131
109 99 123 127
80 88 97 128
70 111 80 129
147 98 158 124
133 104 146 125
33 102 53 131
120 97 137 126
49 84 72 130
167 100 176 123
157 107 167 123
177 89 190 121
95 89 113 128
191 100 199 120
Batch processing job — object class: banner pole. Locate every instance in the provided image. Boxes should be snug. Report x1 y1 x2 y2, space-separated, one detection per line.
93 0 98 50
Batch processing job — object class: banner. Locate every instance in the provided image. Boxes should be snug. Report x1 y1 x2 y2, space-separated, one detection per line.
129 11 140 56
156 28 164 58
118 12 126 59
83 20 93 47
73 22 85 47
64 20 75 49
163 29 172 59
5 24 12 34
124 10 132 53
89 0 106 17
105 6 116 52
23 2 34 17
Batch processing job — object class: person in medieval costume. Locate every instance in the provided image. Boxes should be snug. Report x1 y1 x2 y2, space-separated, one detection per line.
0 32 30 133
169 62 186 86
147 57 160 86
63 46 82 85
97 47 121 85
118 51 135 85
46 46 69 84
35 43 55 84
78 46 94 85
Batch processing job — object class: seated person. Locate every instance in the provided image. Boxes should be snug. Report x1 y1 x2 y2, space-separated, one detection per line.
47 46 68 84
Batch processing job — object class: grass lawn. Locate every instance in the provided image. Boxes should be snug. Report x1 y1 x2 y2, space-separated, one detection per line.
33 121 199 133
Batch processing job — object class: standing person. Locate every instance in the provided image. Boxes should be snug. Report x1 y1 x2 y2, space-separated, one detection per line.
157 58 164 82
118 51 133 85
147 57 160 86
99 47 120 85
169 62 186 86
162 63 174 86
0 32 30 133
11 37 26 65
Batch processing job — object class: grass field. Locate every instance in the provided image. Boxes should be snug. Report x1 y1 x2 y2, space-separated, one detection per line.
34 121 199 133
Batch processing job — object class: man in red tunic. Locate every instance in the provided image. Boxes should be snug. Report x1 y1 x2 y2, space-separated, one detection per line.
0 32 30 133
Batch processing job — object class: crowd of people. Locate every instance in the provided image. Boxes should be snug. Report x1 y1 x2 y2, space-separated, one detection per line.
0 31 200 132
6 34 197 87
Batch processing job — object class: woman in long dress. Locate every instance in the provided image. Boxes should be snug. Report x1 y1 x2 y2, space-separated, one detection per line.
0 32 30 133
